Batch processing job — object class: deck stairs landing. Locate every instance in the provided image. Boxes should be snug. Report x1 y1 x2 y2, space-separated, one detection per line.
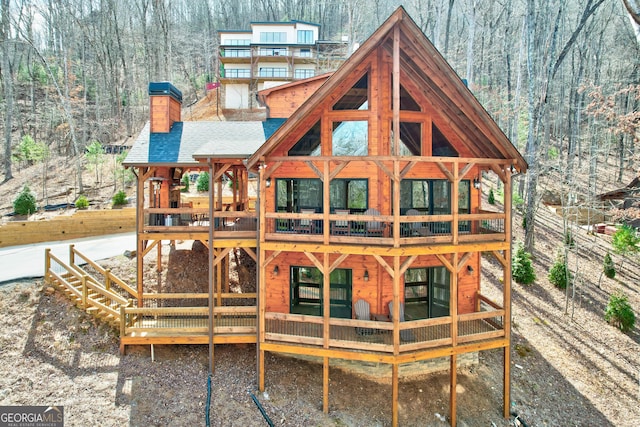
44 245 258 354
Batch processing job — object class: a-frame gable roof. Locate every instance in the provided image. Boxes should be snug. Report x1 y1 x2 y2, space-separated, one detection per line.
247 6 527 173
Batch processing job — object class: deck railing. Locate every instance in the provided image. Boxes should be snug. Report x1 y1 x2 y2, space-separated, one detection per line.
45 246 257 343
264 211 506 245
143 208 257 236
121 305 257 337
45 249 130 323
264 294 504 354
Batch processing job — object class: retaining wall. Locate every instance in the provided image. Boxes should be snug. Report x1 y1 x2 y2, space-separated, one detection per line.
0 208 136 248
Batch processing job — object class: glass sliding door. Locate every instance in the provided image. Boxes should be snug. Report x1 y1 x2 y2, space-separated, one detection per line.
290 267 352 318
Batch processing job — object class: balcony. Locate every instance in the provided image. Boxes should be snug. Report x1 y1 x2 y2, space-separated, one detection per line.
263 293 505 354
143 207 257 239
263 210 506 246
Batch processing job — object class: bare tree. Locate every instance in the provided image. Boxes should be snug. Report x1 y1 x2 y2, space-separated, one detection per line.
1 0 13 182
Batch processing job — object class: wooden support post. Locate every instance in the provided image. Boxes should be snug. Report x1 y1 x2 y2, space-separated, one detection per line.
503 167 513 419
44 248 51 282
393 256 401 355
450 354 458 426
136 240 144 307
208 161 215 376
69 244 75 266
451 253 459 346
259 349 265 392
119 305 126 338
105 269 111 291
156 239 162 272
504 346 511 419
81 275 88 309
392 364 399 427
323 357 329 414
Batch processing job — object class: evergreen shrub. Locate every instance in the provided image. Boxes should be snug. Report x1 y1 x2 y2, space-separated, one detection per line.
197 172 210 192
603 253 615 279
75 195 89 210
605 291 635 332
112 190 127 207
13 185 37 215
512 243 536 285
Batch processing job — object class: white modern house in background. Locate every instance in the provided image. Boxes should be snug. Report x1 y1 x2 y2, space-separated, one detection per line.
218 20 347 109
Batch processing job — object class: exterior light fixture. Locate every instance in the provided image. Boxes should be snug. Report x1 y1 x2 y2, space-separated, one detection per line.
273 265 279 276
265 178 272 188
364 269 369 282
473 178 481 189
467 265 474 274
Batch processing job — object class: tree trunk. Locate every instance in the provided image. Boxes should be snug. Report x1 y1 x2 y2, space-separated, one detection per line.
2 0 14 182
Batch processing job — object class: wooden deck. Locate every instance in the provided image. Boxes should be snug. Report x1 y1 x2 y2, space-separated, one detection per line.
44 245 258 354
263 304 504 357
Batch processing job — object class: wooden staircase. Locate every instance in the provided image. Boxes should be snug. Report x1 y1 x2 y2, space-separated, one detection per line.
44 245 258 355
45 248 134 331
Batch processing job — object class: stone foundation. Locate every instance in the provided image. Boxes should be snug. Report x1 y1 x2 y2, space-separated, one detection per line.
277 352 479 383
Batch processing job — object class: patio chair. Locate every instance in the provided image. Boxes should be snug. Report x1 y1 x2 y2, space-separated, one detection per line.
364 208 386 236
388 301 416 342
332 209 351 235
294 208 316 234
406 209 429 236
354 299 374 335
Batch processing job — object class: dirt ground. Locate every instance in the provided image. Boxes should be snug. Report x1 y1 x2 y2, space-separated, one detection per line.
1 150 639 425
1 204 639 426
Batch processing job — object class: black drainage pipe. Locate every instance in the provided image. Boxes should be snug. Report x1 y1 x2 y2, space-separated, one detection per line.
250 392 274 427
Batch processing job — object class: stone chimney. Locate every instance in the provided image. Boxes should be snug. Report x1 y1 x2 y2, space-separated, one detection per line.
148 82 182 133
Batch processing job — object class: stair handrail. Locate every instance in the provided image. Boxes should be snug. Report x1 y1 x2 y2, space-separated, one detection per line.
45 247 130 325
69 244 138 299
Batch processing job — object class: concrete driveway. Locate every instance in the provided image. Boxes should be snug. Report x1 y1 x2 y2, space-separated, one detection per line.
0 232 136 284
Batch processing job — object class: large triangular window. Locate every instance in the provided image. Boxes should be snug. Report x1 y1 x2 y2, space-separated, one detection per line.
389 84 421 111
333 73 368 110
288 121 321 156
397 122 422 155
432 124 458 157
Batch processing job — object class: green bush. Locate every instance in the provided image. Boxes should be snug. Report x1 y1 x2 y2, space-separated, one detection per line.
513 191 524 211
488 188 495 205
181 174 190 193
605 291 635 332
75 195 89 210
512 243 536 285
548 253 571 289
13 185 37 215
197 172 210 192
564 231 575 249
112 190 128 207
611 224 639 255
603 253 616 279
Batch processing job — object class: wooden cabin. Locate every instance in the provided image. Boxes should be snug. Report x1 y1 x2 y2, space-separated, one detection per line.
123 7 527 426
246 7 526 426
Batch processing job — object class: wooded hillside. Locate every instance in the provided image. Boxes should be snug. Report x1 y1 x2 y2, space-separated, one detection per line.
1 0 639 252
